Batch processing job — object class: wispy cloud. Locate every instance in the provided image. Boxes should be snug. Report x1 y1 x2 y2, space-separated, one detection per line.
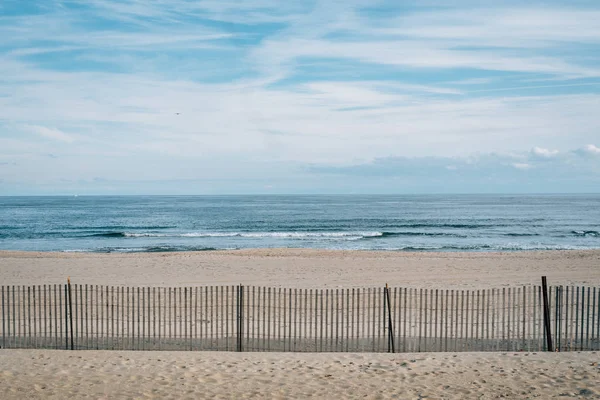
373 8 600 46
26 125 76 143
246 4 600 83
0 0 599 194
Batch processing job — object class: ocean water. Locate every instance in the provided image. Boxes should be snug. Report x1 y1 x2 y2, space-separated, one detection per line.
0 195 599 253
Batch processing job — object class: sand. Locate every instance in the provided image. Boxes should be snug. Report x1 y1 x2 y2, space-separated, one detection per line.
2 249 600 288
1 350 599 399
1 249 600 398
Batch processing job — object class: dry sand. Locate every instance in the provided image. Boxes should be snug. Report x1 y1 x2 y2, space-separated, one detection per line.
1 249 600 398
1 350 599 399
2 249 600 288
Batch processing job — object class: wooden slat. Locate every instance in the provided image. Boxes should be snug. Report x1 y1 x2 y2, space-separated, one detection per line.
423 288 428 352
7 283 600 353
596 287 600 351
585 287 591 350
592 287 597 351
1 286 5 349
451 289 456 352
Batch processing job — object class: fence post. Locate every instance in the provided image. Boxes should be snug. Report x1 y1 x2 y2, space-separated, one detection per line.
2 286 5 349
555 286 562 351
541 276 554 352
385 284 395 353
64 284 68 350
237 285 244 352
67 278 74 350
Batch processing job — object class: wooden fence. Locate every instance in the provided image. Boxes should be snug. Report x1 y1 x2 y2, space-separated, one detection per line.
1 281 599 352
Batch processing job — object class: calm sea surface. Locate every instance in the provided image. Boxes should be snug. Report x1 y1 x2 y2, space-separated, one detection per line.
0 195 599 252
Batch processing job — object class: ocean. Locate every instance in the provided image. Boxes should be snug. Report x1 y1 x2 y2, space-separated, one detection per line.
0 195 599 253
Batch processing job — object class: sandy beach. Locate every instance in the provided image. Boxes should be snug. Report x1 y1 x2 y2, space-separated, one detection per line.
1 249 600 398
1 350 599 399
2 249 600 288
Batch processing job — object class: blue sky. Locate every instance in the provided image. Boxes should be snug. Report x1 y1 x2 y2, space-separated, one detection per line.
0 0 599 195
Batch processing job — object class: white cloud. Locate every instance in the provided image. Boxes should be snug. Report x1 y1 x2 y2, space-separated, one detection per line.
25 125 76 143
246 5 600 83
512 163 532 170
449 78 494 85
308 146 600 180
252 39 600 82
579 144 600 155
531 147 559 158
376 8 600 47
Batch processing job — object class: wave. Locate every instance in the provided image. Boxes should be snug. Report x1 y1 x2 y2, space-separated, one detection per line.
376 231 467 238
56 230 566 241
81 246 220 253
0 226 21 230
377 222 545 229
389 244 587 252
5 229 596 242
502 233 541 237
382 223 497 229
84 230 505 240
571 230 600 237
84 231 386 240
220 232 383 239
86 232 129 238
143 246 218 253
78 225 176 230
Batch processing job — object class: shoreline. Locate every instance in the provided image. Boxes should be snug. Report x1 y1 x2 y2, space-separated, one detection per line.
3 246 600 256
2 246 599 254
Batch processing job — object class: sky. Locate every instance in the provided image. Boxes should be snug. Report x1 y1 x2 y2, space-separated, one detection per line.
1 0 599 195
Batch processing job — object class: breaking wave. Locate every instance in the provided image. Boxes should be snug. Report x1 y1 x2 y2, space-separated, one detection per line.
571 230 600 237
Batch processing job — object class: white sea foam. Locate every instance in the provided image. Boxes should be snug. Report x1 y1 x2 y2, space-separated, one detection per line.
122 231 384 239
